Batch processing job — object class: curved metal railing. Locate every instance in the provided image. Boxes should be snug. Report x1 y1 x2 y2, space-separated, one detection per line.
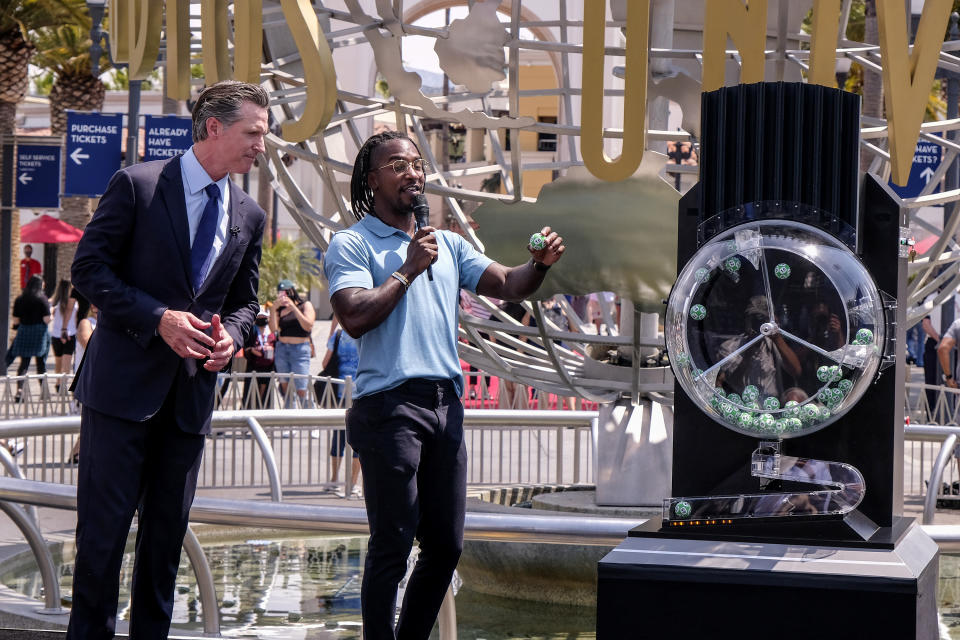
0 409 604 637
0 371 600 420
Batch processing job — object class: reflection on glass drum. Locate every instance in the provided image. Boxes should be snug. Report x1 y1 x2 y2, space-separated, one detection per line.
666 219 886 439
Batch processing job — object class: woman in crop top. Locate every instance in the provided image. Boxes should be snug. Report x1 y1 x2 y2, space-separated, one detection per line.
268 279 316 407
49 280 78 379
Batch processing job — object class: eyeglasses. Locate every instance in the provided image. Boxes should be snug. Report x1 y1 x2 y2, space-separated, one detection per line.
376 158 428 175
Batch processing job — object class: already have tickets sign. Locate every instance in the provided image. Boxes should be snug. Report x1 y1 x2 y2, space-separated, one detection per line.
144 115 192 161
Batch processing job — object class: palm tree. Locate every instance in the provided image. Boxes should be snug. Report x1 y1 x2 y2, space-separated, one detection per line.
31 0 109 283
0 0 84 326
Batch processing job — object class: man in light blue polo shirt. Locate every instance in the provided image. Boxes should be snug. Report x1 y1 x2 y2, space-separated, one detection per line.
324 131 565 640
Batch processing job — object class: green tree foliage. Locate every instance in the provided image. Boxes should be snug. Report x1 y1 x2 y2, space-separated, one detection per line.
257 238 325 305
101 66 161 91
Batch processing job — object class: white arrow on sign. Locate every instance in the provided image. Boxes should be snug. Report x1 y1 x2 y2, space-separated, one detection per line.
920 167 936 185
70 147 89 165
18 173 31 185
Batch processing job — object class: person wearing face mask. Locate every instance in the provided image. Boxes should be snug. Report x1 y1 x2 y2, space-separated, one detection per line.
242 307 276 408
268 280 316 407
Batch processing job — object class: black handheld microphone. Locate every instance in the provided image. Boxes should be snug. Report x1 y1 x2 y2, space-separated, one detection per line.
412 193 434 281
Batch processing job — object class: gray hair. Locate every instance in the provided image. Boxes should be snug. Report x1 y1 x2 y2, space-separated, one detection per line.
191 80 269 143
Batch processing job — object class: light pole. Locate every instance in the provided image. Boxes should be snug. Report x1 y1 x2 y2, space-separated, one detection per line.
86 0 107 79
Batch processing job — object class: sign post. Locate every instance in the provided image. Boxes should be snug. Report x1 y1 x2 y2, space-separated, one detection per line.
15 143 61 209
1 137 12 364
64 111 123 197
143 114 193 161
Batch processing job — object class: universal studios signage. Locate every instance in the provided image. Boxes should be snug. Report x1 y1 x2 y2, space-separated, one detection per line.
110 0 951 184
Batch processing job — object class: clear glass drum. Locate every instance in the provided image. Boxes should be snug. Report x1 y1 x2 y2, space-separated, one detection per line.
665 216 887 439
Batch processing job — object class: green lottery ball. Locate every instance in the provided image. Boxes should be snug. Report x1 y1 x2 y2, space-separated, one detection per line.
690 304 707 321
726 393 742 406
742 385 760 403
851 338 864 346
763 396 781 410
674 500 692 518
674 351 690 367
695 267 711 283
737 412 755 429
785 400 800 417
529 232 547 250
691 367 703 378
856 328 874 344
787 417 803 431
838 379 853 393
724 257 741 273
758 414 776 431
816 366 832 383
829 365 842 382
819 406 832 421
802 405 820 424
774 263 791 279
714 387 727 398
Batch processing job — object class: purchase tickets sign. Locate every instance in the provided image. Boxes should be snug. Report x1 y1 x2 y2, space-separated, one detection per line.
64 111 123 197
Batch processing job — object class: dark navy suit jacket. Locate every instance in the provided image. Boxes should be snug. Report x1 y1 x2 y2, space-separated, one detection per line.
72 155 265 434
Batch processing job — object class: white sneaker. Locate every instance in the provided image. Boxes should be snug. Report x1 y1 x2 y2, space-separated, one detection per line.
350 485 362 498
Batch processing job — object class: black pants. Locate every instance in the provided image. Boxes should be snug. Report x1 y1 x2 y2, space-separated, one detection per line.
925 337 940 415
15 356 46 392
66 400 205 640
346 378 466 640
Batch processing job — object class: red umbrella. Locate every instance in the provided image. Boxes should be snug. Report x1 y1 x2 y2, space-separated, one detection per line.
20 214 83 243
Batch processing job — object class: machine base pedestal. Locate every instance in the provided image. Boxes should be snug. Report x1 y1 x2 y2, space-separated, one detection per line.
597 519 939 639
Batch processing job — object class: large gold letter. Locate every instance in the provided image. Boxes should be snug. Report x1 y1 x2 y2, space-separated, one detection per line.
581 0 648 182
109 0 130 64
165 0 191 100
702 0 768 92
233 0 264 85
877 0 952 185
279 0 338 143
807 0 843 87
201 0 233 84
127 0 163 80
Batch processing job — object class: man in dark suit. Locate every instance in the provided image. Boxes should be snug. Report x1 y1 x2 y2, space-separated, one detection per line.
67 80 269 639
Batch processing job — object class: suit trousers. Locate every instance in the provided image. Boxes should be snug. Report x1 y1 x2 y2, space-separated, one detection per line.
66 398 205 640
346 378 466 640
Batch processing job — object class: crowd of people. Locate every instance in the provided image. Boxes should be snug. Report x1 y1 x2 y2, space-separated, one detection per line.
4 255 100 405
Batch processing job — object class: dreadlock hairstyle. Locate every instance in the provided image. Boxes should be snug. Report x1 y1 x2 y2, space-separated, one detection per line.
350 131 420 220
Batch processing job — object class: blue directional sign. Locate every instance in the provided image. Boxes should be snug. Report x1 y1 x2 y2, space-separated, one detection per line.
15 144 61 208
64 111 123 197
889 138 942 199
144 114 192 161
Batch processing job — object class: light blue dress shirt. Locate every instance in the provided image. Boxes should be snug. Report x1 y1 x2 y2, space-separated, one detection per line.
179 147 231 287
324 214 493 398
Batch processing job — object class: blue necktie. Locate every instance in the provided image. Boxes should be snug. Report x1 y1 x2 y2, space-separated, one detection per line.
191 182 220 290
